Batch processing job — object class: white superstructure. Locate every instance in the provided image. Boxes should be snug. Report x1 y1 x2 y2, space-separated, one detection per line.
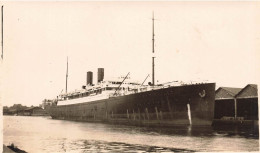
54 76 207 106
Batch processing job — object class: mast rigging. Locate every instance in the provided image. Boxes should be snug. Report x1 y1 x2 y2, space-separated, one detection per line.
114 72 130 95
141 74 150 86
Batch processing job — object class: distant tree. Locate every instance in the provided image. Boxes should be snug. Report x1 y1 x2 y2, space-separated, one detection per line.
3 106 9 114
9 104 28 111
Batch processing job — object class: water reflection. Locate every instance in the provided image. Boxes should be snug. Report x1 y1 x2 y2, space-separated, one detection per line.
79 140 195 152
3 116 259 152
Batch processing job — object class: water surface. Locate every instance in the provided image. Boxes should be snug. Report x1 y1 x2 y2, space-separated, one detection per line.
3 116 259 152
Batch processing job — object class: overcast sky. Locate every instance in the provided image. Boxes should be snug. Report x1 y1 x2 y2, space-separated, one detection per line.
1 2 260 107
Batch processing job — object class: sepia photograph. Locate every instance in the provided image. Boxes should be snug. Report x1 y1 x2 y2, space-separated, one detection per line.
1 1 259 152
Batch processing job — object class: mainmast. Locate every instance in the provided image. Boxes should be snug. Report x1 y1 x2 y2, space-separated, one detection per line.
65 57 68 93
1 5 3 60
152 12 155 85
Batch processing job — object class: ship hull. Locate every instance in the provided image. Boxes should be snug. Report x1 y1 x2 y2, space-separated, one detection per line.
48 83 215 127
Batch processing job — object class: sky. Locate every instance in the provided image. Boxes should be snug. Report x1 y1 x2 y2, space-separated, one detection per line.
1 1 260 107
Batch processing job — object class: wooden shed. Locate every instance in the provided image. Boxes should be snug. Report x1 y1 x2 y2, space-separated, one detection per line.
23 107 48 116
214 87 242 119
236 84 258 120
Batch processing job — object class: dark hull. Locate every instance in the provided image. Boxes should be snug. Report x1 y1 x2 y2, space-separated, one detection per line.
48 83 216 127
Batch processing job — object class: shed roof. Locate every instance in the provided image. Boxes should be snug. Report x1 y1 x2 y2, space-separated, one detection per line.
215 87 242 99
236 84 258 98
221 87 242 96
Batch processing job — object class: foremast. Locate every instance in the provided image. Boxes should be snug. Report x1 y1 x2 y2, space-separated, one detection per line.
66 57 68 93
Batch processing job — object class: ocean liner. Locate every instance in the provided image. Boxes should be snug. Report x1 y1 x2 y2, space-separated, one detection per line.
45 15 216 127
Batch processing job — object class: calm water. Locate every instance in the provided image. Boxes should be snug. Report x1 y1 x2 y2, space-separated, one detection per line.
3 116 259 152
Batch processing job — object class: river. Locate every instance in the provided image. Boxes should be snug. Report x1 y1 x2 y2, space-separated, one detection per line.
3 116 259 152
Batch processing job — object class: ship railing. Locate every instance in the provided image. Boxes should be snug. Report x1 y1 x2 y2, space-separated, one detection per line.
108 86 164 98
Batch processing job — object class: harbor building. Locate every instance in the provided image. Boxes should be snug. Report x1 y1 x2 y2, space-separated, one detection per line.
213 84 258 126
214 87 242 119
18 107 48 116
236 84 258 120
